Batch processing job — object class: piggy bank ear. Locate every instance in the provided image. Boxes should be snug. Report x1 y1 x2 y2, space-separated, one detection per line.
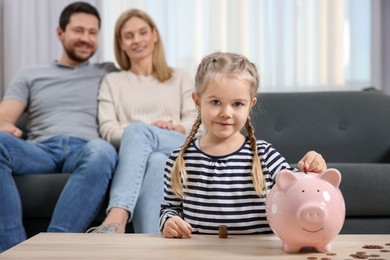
319 168 342 188
275 169 298 191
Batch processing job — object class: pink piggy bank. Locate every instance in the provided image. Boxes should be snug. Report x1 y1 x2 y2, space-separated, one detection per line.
266 168 345 253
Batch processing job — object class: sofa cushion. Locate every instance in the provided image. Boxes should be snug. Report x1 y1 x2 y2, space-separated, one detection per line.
14 174 69 218
341 217 390 234
13 174 108 221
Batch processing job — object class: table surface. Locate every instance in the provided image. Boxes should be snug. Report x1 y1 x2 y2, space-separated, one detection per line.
1 233 390 260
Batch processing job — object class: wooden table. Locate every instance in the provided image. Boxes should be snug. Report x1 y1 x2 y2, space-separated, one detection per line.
1 233 390 260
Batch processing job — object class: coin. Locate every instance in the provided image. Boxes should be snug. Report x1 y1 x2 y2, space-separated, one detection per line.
218 225 228 238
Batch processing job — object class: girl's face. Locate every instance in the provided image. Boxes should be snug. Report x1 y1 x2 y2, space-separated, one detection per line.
193 76 257 143
119 16 158 63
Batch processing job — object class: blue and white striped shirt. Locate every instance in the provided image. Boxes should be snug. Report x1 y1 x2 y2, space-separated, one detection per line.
159 138 295 234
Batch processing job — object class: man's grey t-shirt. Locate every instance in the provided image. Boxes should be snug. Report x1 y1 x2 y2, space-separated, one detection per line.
4 61 117 142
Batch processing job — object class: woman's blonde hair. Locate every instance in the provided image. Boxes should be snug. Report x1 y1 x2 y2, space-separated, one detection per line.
171 52 266 197
114 9 172 82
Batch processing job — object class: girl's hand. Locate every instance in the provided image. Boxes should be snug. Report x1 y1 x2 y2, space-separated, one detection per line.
297 151 327 173
162 216 192 238
152 120 185 134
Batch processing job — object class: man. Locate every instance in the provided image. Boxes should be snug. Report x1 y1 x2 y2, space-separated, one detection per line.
0 2 118 252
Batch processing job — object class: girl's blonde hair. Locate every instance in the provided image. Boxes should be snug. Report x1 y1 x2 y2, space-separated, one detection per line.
171 52 266 197
114 9 172 82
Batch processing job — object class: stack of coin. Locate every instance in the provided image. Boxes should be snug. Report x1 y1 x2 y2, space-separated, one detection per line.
218 225 228 238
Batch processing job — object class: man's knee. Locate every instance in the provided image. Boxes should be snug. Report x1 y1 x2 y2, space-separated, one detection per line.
84 139 118 169
0 131 17 146
0 132 18 159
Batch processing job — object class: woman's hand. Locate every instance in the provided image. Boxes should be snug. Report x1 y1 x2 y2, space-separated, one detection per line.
152 120 185 134
162 216 192 238
297 151 327 173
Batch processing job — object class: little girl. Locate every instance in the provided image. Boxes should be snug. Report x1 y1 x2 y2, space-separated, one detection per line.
159 52 326 238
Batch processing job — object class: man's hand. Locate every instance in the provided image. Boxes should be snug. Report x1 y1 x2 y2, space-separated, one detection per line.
297 151 327 173
0 121 23 138
162 216 192 238
0 99 26 138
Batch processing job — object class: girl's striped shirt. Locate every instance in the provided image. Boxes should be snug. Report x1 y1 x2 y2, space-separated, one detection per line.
159 138 296 234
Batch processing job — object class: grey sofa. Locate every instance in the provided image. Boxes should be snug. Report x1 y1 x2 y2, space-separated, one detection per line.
12 90 390 238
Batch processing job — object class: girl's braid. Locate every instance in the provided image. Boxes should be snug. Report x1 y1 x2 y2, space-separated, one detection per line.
171 113 202 197
245 118 267 196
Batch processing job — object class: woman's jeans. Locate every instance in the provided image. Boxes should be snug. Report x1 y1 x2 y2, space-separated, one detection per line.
108 123 185 234
0 132 117 253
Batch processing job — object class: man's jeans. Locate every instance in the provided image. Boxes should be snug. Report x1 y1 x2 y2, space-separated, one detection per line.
0 132 117 253
108 123 185 233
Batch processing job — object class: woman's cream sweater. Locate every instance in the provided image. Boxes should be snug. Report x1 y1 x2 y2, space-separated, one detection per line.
98 68 197 148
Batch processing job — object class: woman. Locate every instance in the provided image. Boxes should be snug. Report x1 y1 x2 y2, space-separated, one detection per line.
88 9 197 233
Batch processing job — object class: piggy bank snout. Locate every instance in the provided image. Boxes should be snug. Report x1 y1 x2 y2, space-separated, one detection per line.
298 203 327 225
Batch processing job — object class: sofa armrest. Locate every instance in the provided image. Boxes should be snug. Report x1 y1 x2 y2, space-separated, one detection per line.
329 163 390 216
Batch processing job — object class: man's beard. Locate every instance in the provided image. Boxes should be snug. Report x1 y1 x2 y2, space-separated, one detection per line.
64 42 96 63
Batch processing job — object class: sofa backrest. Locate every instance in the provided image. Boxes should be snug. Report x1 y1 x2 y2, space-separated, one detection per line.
252 91 390 164
15 91 390 164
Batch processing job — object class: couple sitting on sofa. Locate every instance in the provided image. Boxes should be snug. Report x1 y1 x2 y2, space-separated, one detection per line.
0 2 195 252
0 1 326 253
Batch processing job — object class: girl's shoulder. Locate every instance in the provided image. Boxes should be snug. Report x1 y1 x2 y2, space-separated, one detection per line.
253 139 279 156
255 139 273 149
168 146 185 160
170 139 198 156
